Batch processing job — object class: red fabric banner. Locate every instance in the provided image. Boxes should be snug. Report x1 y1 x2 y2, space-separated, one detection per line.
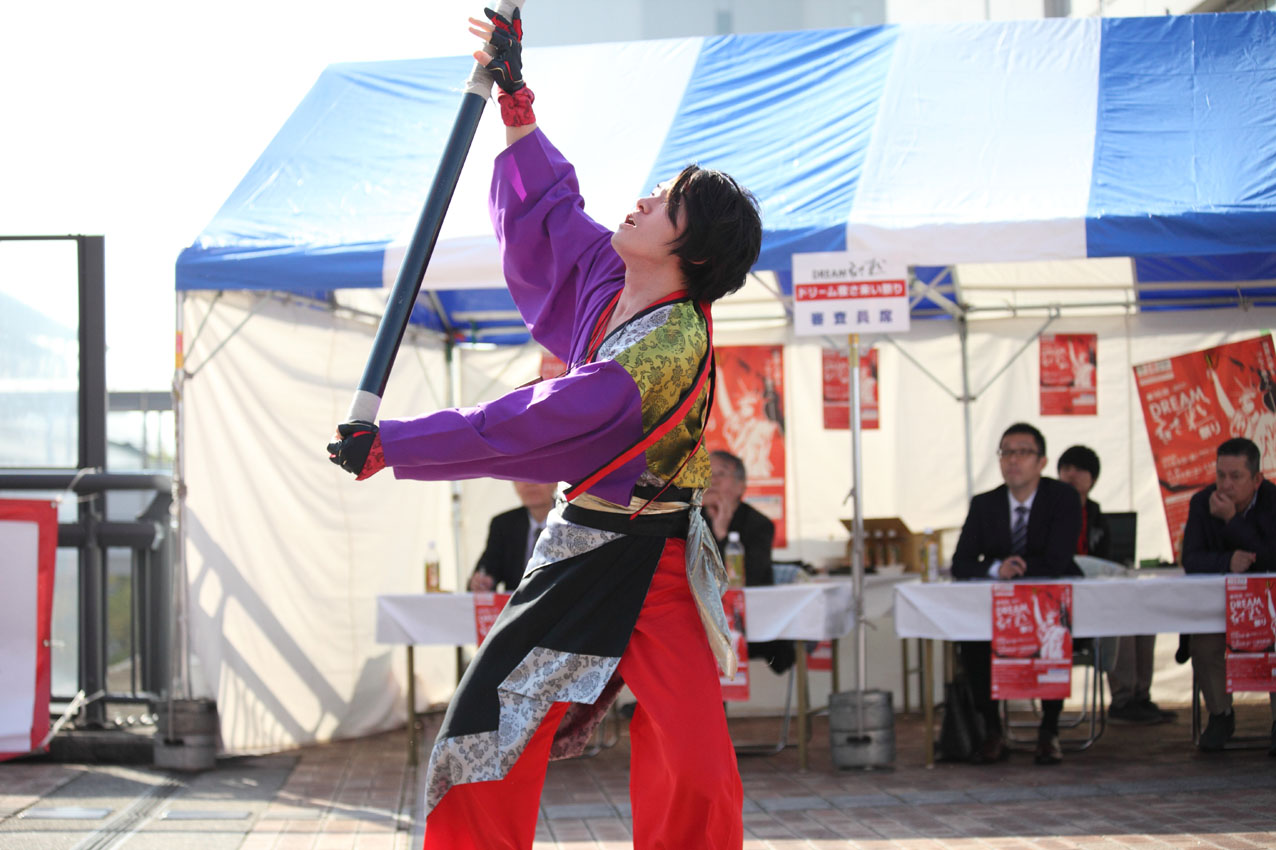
705 345 787 547
719 588 750 701
806 640 834 672
473 593 512 646
1134 335 1276 559
1040 333 1097 416
1225 575 1276 693
991 584 1073 701
822 348 879 430
0 499 56 761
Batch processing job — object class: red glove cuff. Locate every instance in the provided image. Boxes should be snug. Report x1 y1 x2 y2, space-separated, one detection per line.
498 87 536 128
356 433 386 481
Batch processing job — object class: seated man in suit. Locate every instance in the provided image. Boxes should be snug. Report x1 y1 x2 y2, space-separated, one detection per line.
1058 445 1174 725
1181 436 1276 755
467 480 557 592
952 422 1082 766
703 450 794 673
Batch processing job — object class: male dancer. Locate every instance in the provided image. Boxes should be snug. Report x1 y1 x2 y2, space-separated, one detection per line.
328 9 762 848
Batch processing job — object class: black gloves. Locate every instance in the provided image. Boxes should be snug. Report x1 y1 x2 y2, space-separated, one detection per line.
482 7 525 94
327 420 379 476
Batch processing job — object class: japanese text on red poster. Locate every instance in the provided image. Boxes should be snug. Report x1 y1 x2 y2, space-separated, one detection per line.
1134 336 1276 559
1040 333 1097 416
705 345 787 547
473 593 512 646
822 348 879 430
1225 575 1276 693
991 584 1073 700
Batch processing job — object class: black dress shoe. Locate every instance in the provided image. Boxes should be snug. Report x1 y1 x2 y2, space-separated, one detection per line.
1198 710 1235 752
1034 730 1062 765
971 731 1007 764
1139 698 1178 724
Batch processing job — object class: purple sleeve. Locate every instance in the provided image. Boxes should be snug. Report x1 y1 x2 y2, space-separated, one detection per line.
490 129 627 362
377 359 646 505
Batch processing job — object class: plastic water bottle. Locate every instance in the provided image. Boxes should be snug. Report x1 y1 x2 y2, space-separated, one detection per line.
424 541 441 593
725 531 745 587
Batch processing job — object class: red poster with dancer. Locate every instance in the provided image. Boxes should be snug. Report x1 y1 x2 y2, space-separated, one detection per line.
1134 335 1276 559
706 345 787 547
719 589 750 701
822 348 879 430
1225 576 1276 693
991 584 1073 700
473 593 512 646
1040 333 1097 416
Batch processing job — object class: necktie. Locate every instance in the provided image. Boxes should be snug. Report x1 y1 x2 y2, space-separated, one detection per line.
1011 505 1029 556
526 522 544 563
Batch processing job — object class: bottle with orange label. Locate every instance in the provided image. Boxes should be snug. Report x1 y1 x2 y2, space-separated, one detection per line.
424 541 442 593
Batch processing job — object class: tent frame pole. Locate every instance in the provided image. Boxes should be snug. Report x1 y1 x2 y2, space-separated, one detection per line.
848 333 867 738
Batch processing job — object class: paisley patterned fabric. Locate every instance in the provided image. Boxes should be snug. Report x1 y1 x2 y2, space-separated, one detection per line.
425 647 621 812
609 300 711 489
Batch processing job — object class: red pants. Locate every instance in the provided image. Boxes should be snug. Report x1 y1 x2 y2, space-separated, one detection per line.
423 538 743 850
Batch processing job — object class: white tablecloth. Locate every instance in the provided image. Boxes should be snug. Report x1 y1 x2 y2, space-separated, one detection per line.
377 574 910 646
892 572 1269 640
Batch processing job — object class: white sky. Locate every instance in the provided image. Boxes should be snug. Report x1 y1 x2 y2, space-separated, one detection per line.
0 0 1205 391
0 0 480 390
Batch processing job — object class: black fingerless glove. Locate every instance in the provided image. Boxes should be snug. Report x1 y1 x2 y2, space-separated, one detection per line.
327 420 380 477
482 6 525 94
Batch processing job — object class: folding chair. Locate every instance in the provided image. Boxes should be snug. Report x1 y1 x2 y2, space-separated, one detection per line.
1002 638 1108 752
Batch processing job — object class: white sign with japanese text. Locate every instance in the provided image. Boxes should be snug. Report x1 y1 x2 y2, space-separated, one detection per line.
791 252 909 336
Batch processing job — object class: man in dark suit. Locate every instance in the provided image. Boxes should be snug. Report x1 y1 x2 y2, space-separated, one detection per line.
1181 436 1276 755
952 422 1081 766
703 450 793 673
1058 445 1174 726
468 481 557 592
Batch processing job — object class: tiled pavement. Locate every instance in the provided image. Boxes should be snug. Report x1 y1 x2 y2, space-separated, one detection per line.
2 702 1274 849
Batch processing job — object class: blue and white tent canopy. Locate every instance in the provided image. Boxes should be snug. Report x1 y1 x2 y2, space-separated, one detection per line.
177 12 1276 340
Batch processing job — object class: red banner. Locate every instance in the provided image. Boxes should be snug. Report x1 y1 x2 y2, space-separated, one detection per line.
0 500 56 760
991 584 1073 700
1225 575 1276 693
719 589 751 701
705 345 787 547
822 348 879 430
806 640 834 672
1134 335 1276 559
1040 333 1097 416
473 593 512 646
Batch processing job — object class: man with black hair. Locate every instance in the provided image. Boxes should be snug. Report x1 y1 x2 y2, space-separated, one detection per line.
1181 436 1276 754
952 423 1082 766
328 9 763 847
1057 445 1174 725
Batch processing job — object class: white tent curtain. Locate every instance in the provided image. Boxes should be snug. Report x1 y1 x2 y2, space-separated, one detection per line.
179 287 1276 752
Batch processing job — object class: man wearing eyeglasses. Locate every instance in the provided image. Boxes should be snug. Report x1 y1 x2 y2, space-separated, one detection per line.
952 422 1083 766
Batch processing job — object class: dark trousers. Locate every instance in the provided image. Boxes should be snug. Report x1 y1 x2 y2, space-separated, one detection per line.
959 641 1062 736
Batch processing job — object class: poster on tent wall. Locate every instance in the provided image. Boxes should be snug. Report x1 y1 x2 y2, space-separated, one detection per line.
791 253 909 336
705 345 787 548
1134 336 1276 559
0 500 56 761
822 348 879 430
990 583 1072 701
719 588 750 701
1225 576 1276 693
1040 333 1097 416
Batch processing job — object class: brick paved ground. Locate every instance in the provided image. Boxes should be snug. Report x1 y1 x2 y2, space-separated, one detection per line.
2 702 1273 848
